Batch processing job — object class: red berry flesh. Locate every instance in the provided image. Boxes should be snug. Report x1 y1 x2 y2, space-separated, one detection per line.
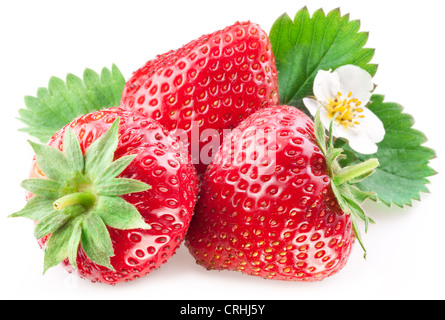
30 108 199 284
185 106 354 281
121 21 279 175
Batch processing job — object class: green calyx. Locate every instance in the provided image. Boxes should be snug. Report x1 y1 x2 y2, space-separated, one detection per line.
314 109 379 258
10 119 151 273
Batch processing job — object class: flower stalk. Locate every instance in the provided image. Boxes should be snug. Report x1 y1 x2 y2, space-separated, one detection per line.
53 191 96 211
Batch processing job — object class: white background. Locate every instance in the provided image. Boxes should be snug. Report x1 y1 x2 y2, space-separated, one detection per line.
0 0 444 300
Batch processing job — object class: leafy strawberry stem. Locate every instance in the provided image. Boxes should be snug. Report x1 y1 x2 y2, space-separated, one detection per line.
314 108 379 257
10 119 152 273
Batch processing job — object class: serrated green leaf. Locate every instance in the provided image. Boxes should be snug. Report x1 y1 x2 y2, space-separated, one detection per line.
110 64 126 103
18 65 126 143
83 68 109 110
99 67 118 105
36 86 72 124
94 196 151 230
270 7 377 112
48 76 81 121
338 95 437 207
65 73 91 114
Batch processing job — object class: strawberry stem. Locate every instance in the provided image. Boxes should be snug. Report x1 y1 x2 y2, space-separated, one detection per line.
53 191 96 211
332 158 379 186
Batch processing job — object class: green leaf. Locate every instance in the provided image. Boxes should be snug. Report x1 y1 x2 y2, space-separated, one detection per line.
338 95 437 207
95 155 137 184
343 193 370 232
331 181 369 257
10 196 56 220
330 181 351 215
94 196 151 230
326 148 343 172
18 64 126 143
43 220 75 274
20 179 61 198
340 184 377 205
314 108 327 156
84 119 119 179
63 128 84 175
350 214 367 258
80 213 115 270
34 207 71 239
269 7 377 112
29 141 69 183
96 178 151 196
332 158 379 186
83 213 114 257
67 218 82 269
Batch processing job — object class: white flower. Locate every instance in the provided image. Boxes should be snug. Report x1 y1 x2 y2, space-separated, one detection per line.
303 65 385 154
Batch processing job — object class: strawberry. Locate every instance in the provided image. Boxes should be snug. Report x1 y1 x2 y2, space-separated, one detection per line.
11 108 199 284
185 106 378 281
121 21 279 175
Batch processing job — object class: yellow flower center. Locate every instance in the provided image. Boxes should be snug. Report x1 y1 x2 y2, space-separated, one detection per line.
326 92 365 128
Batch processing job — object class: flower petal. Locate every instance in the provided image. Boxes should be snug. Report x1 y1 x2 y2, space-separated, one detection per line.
327 108 385 154
335 65 373 105
344 129 379 154
336 109 385 154
303 98 322 117
319 106 334 131
313 69 340 103
355 107 386 144
330 121 351 142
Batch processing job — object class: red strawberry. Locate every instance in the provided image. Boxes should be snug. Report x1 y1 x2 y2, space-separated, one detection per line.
12 108 199 284
121 21 279 175
185 106 377 281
